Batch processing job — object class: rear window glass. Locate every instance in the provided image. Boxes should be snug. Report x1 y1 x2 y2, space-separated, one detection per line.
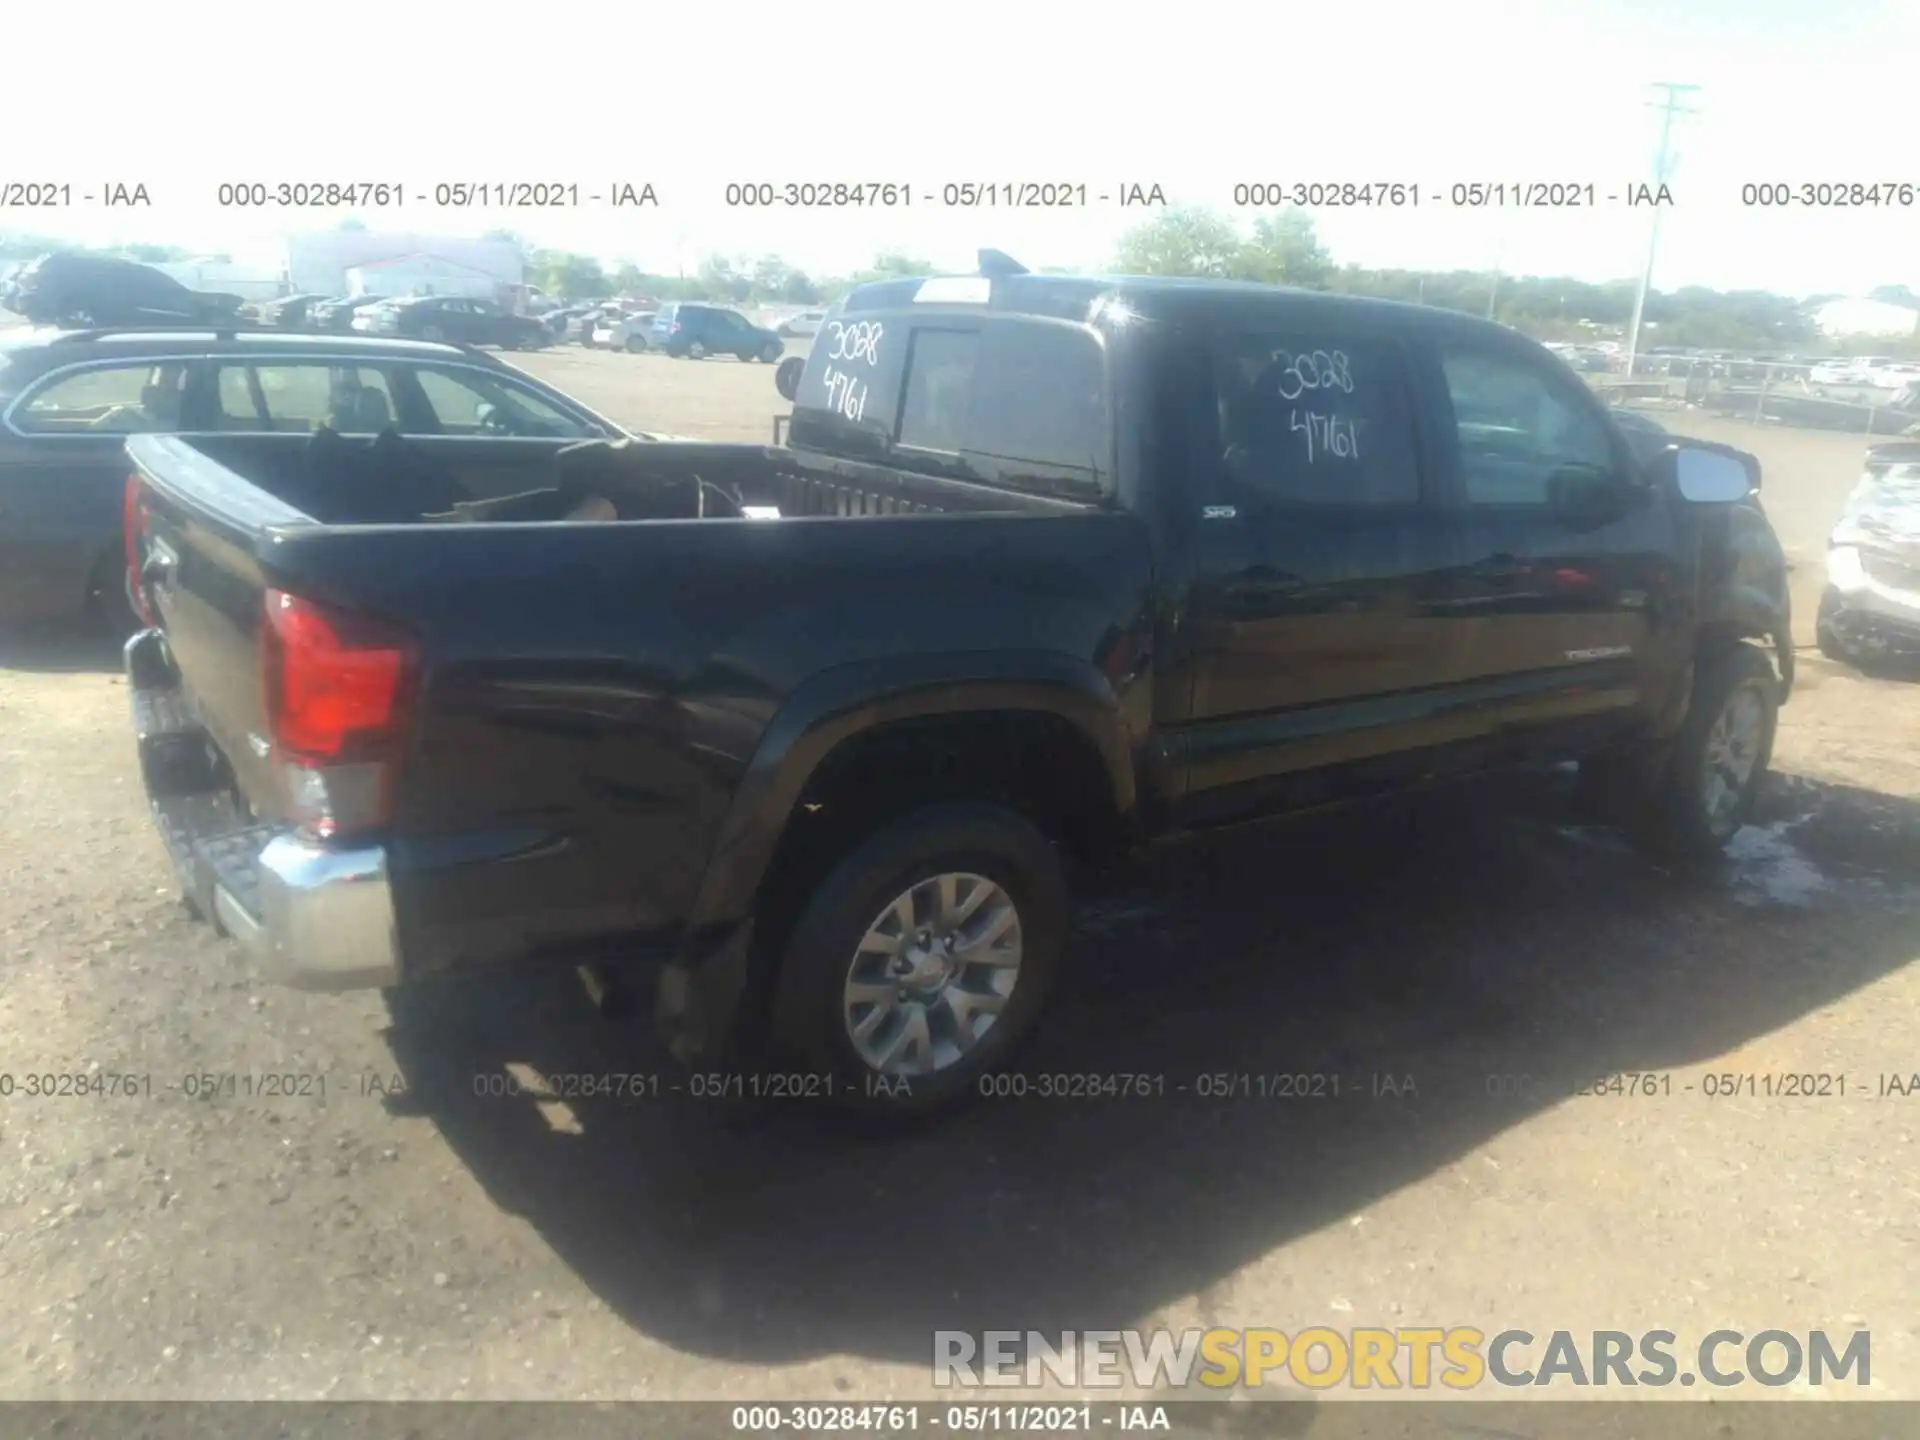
795 317 1109 499
10 363 188 434
897 329 977 452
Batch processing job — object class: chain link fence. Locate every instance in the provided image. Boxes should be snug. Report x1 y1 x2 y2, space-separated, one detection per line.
1588 359 1920 437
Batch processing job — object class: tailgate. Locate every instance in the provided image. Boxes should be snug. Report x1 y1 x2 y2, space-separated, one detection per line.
126 434 307 821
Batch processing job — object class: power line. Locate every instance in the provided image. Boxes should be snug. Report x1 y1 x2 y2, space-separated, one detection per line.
1623 82 1702 378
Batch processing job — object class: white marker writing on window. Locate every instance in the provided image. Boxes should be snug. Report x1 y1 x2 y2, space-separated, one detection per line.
1272 349 1355 402
824 320 885 368
822 366 868 423
1290 410 1360 463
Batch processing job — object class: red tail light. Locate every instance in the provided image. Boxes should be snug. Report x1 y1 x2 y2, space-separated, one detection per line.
261 589 417 838
123 473 154 625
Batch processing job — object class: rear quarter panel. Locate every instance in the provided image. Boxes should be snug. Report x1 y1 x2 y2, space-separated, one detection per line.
260 511 1156 972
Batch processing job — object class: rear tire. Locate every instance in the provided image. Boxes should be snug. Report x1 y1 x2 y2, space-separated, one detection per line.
625 334 646 353
689 341 708 360
770 802 1069 1122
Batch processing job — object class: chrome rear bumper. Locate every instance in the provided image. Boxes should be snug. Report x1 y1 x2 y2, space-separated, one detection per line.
126 627 401 991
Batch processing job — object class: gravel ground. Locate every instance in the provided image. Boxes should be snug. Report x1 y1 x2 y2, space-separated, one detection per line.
1 351 1917 1404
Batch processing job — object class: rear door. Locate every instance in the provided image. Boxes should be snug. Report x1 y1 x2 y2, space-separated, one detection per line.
440 300 483 344
199 355 613 501
467 300 508 346
713 310 754 356
392 361 611 497
0 357 211 619
1413 333 1679 758
1172 324 1481 822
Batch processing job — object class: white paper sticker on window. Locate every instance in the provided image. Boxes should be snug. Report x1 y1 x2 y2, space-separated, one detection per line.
913 277 992 305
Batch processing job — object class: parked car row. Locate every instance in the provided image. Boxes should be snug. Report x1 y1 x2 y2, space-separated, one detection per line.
349 295 552 350
537 300 789 362
1807 357 1920 391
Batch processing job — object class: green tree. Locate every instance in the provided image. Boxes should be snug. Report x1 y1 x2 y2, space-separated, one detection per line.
337 216 367 232
527 250 609 300
750 255 795 298
777 269 821 303
1237 210 1332 288
853 252 936 282
698 254 752 302
1112 205 1244 277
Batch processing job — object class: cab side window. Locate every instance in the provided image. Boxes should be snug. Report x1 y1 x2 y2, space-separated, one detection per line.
1438 347 1616 506
1210 335 1419 507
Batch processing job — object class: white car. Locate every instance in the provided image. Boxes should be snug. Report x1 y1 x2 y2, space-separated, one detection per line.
778 309 826 338
1865 362 1920 390
593 311 658 352
1810 357 1891 386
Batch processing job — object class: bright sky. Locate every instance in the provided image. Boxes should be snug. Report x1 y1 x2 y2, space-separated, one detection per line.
7 0 1917 296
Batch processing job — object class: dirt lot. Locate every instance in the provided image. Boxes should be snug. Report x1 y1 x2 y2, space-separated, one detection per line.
2 349 1918 1405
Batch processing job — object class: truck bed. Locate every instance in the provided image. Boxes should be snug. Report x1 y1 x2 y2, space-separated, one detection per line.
155 431 1085 528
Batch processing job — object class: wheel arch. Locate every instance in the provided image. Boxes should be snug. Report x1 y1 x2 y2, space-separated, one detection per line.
683 651 1137 941
1694 591 1793 702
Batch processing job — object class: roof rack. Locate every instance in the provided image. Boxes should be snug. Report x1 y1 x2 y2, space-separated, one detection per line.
45 323 494 357
51 324 266 342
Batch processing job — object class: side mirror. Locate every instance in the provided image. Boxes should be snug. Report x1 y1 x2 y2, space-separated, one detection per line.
1668 443 1757 503
774 355 805 403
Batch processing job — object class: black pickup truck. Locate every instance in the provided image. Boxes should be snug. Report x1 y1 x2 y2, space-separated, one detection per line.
121 264 1792 1117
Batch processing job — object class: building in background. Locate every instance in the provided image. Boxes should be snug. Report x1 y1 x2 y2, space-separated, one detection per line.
345 254 501 300
285 232 524 299
1814 297 1920 340
147 259 285 302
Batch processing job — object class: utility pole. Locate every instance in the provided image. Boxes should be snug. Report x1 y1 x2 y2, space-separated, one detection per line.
1623 82 1702 378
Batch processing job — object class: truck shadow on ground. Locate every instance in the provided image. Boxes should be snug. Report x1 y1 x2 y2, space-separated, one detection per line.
0 621 123 673
377 771 1920 1368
